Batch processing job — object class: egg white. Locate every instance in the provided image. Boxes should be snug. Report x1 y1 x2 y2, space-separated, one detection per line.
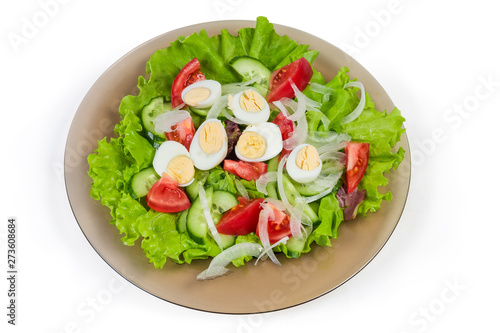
152 141 194 187
189 119 228 170
235 122 283 162
181 80 222 108
286 143 322 184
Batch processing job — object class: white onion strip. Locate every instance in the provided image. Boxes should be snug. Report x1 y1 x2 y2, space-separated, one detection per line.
319 151 346 163
309 82 335 94
234 178 249 201
197 242 264 280
291 82 321 113
263 197 287 211
340 81 366 125
256 236 289 264
320 114 331 130
277 156 291 209
198 183 224 250
283 113 308 151
221 107 248 125
256 172 277 195
272 100 290 118
221 78 259 95
307 131 351 144
153 110 191 133
276 156 304 235
257 203 281 265
206 95 229 119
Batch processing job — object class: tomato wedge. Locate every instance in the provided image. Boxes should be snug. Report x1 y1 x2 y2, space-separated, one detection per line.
146 174 191 213
223 160 268 181
271 112 295 158
345 142 370 193
256 204 291 244
267 57 313 103
165 117 196 150
171 58 206 108
271 112 294 141
216 198 265 235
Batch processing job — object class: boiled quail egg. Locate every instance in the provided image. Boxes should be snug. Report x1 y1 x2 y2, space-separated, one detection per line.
153 141 195 187
189 119 228 170
286 143 322 183
228 89 270 124
235 122 283 162
181 80 222 108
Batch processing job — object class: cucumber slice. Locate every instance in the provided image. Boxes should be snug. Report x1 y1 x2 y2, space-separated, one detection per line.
291 179 321 197
211 190 239 214
211 213 236 249
265 155 279 199
186 187 214 244
189 106 209 117
177 209 189 233
285 225 312 258
281 174 319 223
220 234 236 249
129 166 160 198
141 97 173 138
185 170 209 201
186 189 239 245
229 56 271 93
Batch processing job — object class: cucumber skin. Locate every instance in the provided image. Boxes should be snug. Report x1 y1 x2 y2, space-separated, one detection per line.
186 188 238 245
129 167 160 199
141 97 172 138
186 188 213 244
229 56 271 93
281 174 319 223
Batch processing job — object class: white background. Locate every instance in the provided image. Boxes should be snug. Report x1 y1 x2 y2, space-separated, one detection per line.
2 0 499 332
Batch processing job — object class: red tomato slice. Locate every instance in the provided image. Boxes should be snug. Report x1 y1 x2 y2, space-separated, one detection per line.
223 160 268 182
267 57 313 103
271 112 295 159
345 142 370 193
216 198 265 235
256 204 291 244
171 58 206 108
271 112 295 141
146 174 191 213
165 117 196 150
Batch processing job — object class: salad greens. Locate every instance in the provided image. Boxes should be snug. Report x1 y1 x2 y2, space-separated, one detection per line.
87 16 405 270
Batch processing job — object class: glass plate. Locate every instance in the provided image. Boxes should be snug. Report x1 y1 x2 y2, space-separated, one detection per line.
65 19 411 314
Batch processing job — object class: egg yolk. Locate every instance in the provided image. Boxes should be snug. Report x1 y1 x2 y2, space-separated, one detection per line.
236 131 266 159
199 122 223 154
295 145 320 171
239 90 265 113
184 87 211 106
167 155 195 185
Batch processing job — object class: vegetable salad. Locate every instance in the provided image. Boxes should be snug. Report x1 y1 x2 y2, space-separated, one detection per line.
87 16 406 280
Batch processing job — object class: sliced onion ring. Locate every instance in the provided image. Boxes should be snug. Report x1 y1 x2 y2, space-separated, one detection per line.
340 81 365 125
257 203 282 265
256 172 277 195
198 183 223 250
153 110 191 134
234 178 249 201
206 95 229 119
197 242 264 281
256 236 289 264
291 82 321 113
309 82 335 94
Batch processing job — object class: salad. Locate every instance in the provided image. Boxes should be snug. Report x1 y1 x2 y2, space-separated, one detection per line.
87 17 406 280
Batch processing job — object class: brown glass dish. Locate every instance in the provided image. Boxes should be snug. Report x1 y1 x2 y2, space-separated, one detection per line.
65 20 410 314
